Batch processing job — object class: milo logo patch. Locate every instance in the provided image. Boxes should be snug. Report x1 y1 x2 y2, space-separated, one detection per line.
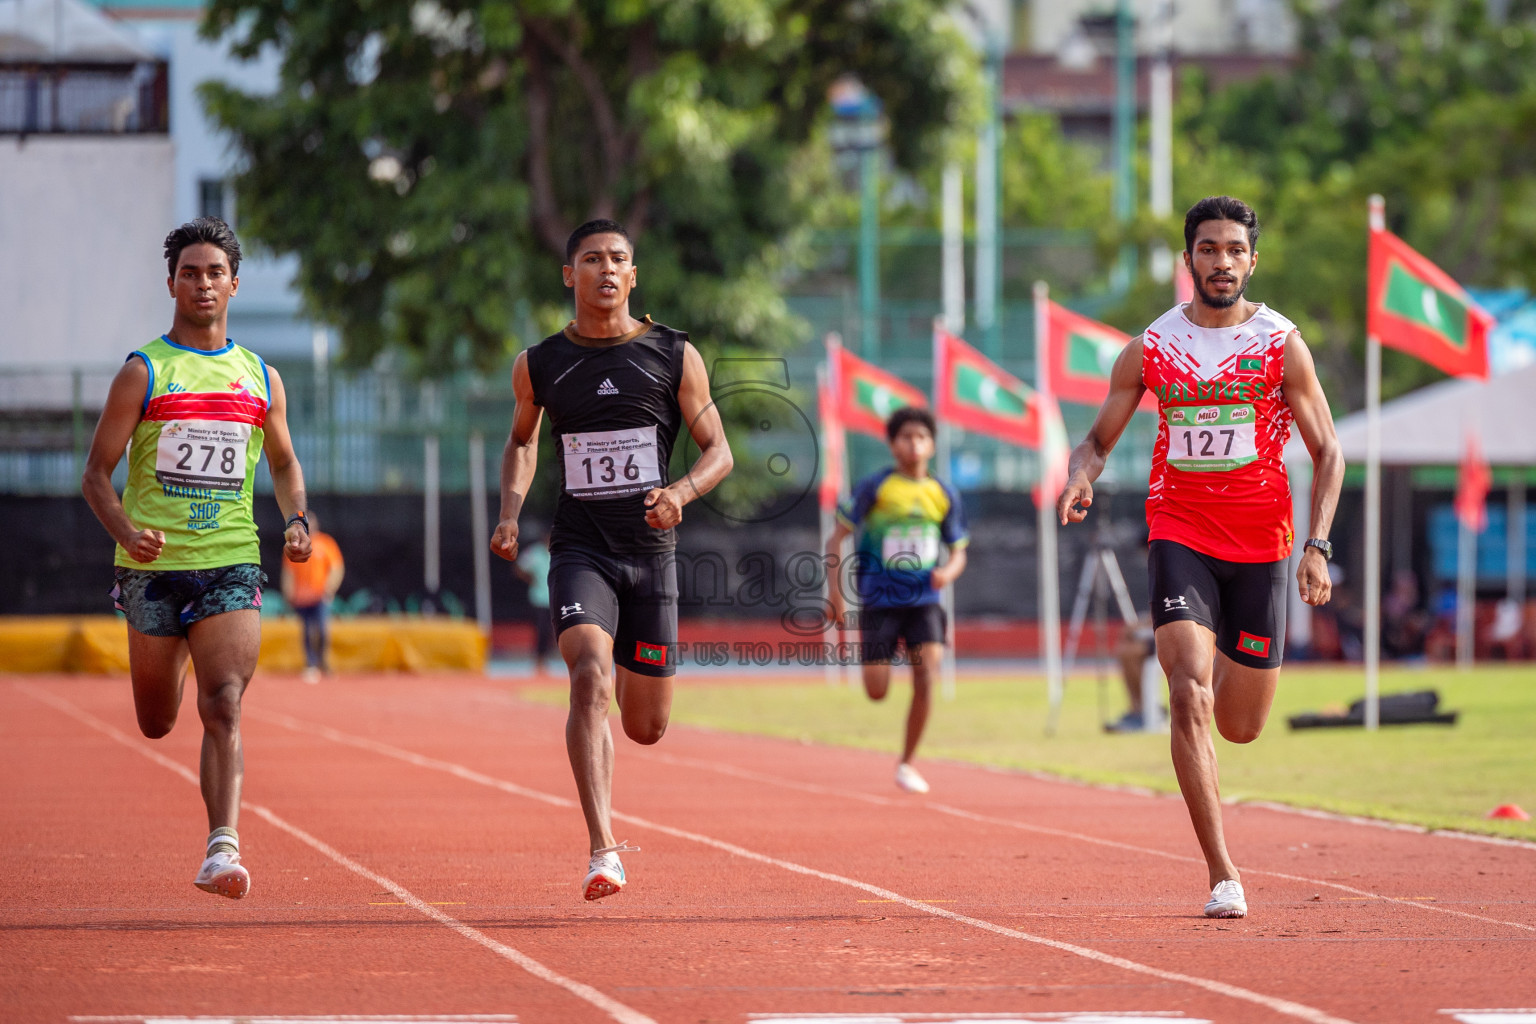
1169 409 1187 424
1229 406 1252 422
1195 407 1221 425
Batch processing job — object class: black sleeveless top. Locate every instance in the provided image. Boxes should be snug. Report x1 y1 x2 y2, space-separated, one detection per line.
526 318 688 554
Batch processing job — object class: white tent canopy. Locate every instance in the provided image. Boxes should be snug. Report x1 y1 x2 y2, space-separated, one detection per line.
1285 360 1536 466
0 0 152 62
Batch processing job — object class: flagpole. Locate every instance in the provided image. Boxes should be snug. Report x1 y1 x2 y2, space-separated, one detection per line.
818 361 839 689
934 319 957 701
1457 506 1476 671
1364 195 1384 731
1034 282 1064 730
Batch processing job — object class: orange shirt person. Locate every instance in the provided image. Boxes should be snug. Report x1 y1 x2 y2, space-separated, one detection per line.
282 513 344 682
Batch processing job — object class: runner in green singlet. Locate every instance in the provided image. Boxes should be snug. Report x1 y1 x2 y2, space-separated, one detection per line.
81 217 312 899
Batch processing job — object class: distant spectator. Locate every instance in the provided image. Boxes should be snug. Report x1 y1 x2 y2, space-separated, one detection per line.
1382 568 1428 659
515 531 553 677
282 512 345 683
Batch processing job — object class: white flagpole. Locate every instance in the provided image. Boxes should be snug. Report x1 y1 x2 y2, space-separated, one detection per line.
1456 505 1476 670
1034 282 1064 728
934 319 957 701
1364 196 1384 731
818 361 839 688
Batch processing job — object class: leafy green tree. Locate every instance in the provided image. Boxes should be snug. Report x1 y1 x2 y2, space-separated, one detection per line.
200 0 978 372
1104 1 1536 410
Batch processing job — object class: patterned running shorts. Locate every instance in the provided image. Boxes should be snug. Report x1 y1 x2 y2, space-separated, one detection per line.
110 563 267 637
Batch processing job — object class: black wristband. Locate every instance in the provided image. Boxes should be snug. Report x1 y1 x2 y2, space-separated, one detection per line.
285 511 310 534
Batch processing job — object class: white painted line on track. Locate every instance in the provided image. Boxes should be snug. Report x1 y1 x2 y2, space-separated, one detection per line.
18 683 655 1024
745 1016 1202 1024
636 749 1536 934
69 1019 515 1023
249 708 1360 1024
1440 1012 1536 1023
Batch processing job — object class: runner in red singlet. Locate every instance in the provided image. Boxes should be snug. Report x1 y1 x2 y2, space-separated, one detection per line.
1056 196 1344 918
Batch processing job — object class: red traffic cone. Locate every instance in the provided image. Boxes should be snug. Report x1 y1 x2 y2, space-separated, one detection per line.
1486 804 1531 821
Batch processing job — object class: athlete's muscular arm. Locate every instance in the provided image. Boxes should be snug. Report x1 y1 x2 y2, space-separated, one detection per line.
491 351 543 562
262 367 312 563
647 342 733 529
930 546 968 589
1283 330 1343 607
824 519 855 628
81 358 164 562
1056 337 1148 526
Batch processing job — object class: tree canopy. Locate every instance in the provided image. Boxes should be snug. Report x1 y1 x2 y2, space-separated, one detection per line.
201 0 978 371
1102 0 1536 408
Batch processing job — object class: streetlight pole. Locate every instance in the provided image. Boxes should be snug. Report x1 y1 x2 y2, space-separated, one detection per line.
1112 0 1137 293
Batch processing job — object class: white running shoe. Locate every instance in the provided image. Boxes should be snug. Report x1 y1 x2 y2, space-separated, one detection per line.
302 666 321 684
582 841 640 901
193 850 251 899
1204 878 1247 918
894 763 930 794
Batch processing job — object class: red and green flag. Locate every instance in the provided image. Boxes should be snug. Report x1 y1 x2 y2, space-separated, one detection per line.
1043 299 1157 412
1455 431 1491 534
827 335 927 439
934 327 1042 447
1237 631 1271 658
634 641 668 667
1368 228 1493 379
816 373 846 513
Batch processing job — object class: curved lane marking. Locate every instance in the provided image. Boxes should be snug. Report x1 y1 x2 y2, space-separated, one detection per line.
636 749 1536 934
242 707 1359 1024
18 684 656 1024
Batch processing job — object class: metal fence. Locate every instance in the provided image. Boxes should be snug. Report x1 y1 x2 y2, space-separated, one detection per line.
0 62 169 134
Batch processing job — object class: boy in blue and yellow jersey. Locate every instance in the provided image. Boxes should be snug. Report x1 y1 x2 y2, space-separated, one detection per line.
827 406 969 794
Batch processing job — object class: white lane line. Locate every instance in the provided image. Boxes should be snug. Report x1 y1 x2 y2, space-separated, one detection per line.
748 1015 1207 1024
1441 1014 1536 1024
18 684 654 1024
636 749 1536 934
72 1018 520 1023
749 1015 1205 1023
248 708 1359 1024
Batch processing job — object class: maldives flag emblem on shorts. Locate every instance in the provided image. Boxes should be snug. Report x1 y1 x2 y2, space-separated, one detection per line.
1237 631 1271 658
635 641 667 666
1238 356 1263 373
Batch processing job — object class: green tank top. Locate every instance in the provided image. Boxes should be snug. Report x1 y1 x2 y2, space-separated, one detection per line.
114 336 269 570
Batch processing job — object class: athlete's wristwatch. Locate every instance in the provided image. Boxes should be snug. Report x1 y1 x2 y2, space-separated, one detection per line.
285 511 310 534
1304 537 1333 561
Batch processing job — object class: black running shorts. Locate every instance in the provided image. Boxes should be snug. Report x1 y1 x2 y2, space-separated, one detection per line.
1147 539 1287 669
548 544 678 677
858 603 947 664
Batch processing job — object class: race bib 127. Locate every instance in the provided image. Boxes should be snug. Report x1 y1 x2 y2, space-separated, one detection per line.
1165 404 1258 472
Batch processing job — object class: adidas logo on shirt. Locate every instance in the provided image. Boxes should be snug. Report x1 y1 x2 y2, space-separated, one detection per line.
597 378 619 395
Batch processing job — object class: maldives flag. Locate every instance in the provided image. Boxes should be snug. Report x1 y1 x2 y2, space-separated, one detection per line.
1043 299 1157 412
1032 392 1072 504
1455 431 1491 533
827 335 927 439
817 376 846 513
1368 228 1493 379
934 327 1042 447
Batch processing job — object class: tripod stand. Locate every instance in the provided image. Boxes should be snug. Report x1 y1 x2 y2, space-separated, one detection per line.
1045 536 1165 735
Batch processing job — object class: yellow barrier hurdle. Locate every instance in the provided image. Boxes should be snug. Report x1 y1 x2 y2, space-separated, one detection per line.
0 616 486 674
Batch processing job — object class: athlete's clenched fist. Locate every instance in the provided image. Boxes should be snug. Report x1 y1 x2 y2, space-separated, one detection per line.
643 487 684 529
490 518 520 561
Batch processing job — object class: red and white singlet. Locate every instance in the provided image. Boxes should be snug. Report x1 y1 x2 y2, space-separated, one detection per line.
1141 303 1297 563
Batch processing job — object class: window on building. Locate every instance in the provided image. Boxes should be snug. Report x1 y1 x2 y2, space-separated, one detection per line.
198 178 234 225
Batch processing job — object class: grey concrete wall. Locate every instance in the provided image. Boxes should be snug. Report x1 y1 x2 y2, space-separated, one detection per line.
0 134 175 393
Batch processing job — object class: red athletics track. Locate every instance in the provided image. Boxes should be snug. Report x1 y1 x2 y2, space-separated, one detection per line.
3 672 1534 1024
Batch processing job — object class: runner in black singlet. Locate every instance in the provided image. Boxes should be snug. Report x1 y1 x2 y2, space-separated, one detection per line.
491 219 733 901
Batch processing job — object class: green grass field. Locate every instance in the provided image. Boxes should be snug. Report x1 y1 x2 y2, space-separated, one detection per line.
523 663 1536 840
